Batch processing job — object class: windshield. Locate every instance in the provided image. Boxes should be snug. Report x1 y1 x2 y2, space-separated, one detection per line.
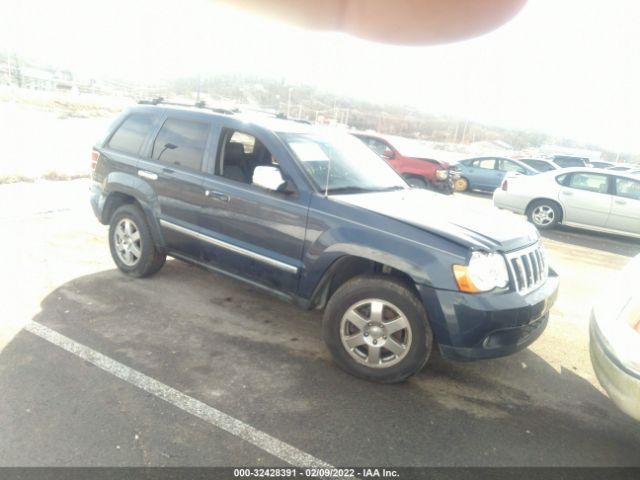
280 131 407 194
385 136 436 158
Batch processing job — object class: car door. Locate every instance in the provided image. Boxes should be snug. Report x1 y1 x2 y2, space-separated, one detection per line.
606 176 640 235
558 172 613 227
137 112 214 257
467 158 500 189
198 123 310 295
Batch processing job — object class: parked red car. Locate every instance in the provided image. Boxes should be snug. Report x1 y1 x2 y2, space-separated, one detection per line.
351 132 459 194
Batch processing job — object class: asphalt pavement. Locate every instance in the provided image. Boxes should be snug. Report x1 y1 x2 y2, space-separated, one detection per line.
1 180 639 468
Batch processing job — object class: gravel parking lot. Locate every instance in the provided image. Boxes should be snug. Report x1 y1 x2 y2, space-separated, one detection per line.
1 180 639 468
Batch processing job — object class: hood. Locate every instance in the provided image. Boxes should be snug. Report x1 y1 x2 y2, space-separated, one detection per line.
333 189 539 252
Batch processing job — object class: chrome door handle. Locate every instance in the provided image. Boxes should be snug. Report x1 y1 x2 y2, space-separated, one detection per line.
205 190 230 202
138 170 158 180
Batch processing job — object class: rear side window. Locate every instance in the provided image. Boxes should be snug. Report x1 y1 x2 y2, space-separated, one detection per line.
108 114 156 155
567 173 609 193
151 118 210 171
615 177 640 200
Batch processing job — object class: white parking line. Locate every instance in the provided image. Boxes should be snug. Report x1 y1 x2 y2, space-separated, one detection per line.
24 321 333 469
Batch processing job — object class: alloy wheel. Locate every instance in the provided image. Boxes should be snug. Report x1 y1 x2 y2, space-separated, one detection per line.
340 298 412 368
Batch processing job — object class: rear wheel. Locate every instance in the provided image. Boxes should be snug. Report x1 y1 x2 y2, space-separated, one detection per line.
454 176 469 192
527 200 561 230
109 204 166 277
322 276 433 383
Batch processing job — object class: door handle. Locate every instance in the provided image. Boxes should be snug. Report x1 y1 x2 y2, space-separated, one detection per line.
162 167 175 174
561 191 573 196
615 199 627 205
138 170 158 181
205 190 230 202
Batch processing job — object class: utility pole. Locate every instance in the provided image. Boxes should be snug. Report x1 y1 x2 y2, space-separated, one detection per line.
196 74 202 102
286 87 292 117
6 51 11 86
460 119 469 144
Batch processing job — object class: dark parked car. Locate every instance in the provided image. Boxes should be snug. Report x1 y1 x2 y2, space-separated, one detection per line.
90 100 559 383
589 161 615 169
550 155 588 168
520 158 559 173
455 156 538 192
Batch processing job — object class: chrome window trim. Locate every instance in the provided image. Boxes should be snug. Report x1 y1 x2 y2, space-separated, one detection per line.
159 219 299 274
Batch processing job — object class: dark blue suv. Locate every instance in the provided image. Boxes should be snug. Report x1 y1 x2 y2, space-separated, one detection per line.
90 100 559 383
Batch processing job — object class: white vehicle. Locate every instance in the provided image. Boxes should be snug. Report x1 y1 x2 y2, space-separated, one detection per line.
590 254 640 421
493 168 640 238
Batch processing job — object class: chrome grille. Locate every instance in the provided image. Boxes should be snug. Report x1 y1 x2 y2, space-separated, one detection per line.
506 242 548 294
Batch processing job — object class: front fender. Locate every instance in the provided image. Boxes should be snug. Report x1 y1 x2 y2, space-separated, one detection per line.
298 222 463 300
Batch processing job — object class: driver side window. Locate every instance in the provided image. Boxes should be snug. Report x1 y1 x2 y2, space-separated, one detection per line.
216 130 278 184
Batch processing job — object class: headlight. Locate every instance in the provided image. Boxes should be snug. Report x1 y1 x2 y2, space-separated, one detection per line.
453 251 509 293
435 169 448 180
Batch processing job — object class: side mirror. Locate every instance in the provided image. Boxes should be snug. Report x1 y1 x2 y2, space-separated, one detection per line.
381 148 395 160
252 165 289 192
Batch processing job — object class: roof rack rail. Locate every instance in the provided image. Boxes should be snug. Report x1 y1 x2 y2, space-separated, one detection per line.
137 97 237 115
237 107 312 124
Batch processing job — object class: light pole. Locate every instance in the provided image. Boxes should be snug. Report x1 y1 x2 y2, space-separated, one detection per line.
286 87 292 117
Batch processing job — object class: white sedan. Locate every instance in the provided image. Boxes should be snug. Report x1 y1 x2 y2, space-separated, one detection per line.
493 167 640 238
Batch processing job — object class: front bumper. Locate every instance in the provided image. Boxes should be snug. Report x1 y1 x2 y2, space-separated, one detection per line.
590 315 640 421
417 272 559 361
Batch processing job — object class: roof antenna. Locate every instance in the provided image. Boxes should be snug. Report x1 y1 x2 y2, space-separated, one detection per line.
324 155 331 198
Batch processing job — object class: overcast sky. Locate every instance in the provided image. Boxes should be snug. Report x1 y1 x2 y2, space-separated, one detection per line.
2 0 640 152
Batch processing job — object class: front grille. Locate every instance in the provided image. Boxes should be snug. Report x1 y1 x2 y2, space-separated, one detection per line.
505 242 548 294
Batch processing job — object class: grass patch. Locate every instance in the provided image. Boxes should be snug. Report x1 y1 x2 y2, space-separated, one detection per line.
0 172 90 185
42 171 91 181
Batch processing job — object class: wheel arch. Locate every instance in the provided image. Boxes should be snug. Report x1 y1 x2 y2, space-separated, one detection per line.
307 255 420 310
102 183 165 250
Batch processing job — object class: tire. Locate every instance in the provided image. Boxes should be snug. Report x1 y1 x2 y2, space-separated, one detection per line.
406 176 428 189
527 200 561 230
322 275 433 383
454 176 469 192
108 204 166 277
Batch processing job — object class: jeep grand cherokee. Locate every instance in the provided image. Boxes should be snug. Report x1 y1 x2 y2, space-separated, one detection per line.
90 100 559 383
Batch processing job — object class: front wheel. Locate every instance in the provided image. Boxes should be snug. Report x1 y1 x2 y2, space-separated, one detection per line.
322 276 433 383
454 176 469 192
